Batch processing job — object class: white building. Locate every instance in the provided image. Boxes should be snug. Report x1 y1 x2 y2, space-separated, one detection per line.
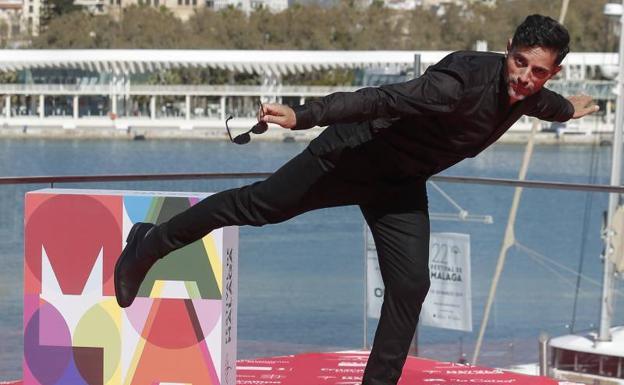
421 0 496 7
382 0 496 11
212 0 287 14
0 0 43 40
0 0 23 39
75 0 107 14
19 0 41 37
104 0 287 21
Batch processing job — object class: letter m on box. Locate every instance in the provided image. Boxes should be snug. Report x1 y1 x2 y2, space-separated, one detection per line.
23 189 238 385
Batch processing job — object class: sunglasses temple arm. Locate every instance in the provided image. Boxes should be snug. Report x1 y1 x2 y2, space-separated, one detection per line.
225 116 235 142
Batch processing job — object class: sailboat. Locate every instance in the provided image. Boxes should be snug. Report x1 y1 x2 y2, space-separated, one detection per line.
546 145 624 382
548 328 624 382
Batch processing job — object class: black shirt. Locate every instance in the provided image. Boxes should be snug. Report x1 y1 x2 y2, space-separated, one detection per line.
293 51 574 177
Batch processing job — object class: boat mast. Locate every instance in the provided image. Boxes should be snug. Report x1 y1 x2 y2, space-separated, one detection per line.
600 0 624 343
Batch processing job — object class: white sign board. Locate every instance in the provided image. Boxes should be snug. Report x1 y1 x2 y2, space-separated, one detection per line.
420 233 472 331
366 229 472 332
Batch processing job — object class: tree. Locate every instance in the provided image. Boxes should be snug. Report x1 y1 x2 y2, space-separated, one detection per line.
27 1 622 54
355 2 399 50
40 0 84 29
564 0 613 52
0 19 9 48
116 6 187 48
33 12 100 48
186 9 228 48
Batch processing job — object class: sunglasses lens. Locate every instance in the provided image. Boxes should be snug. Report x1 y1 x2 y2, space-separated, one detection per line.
251 122 268 135
226 104 266 145
233 133 251 145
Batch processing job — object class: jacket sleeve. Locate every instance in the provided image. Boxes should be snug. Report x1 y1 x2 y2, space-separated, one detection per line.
291 66 465 130
526 87 575 122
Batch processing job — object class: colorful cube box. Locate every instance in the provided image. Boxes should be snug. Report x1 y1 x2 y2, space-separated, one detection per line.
23 189 238 385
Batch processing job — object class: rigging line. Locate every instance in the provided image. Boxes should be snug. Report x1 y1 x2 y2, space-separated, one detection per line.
515 241 613 291
516 242 624 299
519 244 624 300
571 118 601 332
514 243 574 287
515 241 601 286
517 245 579 288
428 181 465 213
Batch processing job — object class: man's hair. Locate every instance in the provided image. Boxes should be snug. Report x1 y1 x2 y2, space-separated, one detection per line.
511 14 570 65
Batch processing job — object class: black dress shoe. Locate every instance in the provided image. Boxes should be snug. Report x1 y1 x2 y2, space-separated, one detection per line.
115 222 157 308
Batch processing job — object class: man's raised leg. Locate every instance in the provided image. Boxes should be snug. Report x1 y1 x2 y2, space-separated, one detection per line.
115 141 378 308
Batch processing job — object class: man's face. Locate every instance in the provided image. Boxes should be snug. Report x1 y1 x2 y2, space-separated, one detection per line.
505 42 561 104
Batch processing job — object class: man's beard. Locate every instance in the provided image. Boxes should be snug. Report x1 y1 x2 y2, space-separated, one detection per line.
507 84 526 101
507 79 533 100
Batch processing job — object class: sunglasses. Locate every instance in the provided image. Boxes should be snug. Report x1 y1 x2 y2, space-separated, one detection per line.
225 105 268 145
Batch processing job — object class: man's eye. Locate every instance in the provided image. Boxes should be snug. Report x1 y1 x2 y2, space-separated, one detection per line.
514 57 525 66
533 69 548 78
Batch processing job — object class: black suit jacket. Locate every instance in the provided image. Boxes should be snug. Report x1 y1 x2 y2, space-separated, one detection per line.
293 51 574 177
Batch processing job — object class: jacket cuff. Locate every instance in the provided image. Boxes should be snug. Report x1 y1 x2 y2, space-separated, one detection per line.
292 104 313 130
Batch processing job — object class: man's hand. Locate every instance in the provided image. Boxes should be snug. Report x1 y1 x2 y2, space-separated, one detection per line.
568 94 600 119
260 103 297 129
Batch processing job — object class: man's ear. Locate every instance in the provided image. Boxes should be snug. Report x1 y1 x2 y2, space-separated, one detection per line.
506 38 512 54
550 65 562 78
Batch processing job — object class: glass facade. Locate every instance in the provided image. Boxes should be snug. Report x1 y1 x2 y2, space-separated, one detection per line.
19 68 109 85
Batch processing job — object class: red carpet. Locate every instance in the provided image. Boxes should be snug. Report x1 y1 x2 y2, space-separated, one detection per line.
4 351 569 385
237 351 562 385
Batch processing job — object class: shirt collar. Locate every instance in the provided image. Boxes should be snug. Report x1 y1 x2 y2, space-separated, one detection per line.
498 56 511 107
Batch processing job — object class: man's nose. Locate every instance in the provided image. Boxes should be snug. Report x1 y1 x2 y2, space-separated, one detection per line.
518 69 530 84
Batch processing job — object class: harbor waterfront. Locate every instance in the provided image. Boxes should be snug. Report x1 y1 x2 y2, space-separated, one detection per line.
1 137 624 380
0 49 618 146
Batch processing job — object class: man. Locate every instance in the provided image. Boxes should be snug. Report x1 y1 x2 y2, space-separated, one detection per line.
115 14 598 385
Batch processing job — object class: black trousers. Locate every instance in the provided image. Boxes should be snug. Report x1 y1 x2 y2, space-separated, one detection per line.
146 124 431 385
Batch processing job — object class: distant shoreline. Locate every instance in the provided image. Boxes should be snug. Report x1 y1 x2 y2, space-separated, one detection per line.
0 126 615 145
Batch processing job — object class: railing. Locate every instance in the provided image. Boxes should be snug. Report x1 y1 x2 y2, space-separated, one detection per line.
0 84 111 94
0 172 273 187
1 172 624 193
129 85 361 96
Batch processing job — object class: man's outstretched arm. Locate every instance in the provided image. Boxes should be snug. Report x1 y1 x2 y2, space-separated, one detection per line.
529 88 599 122
259 66 466 130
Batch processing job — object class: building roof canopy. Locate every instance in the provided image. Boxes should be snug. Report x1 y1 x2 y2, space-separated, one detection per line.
0 49 617 76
